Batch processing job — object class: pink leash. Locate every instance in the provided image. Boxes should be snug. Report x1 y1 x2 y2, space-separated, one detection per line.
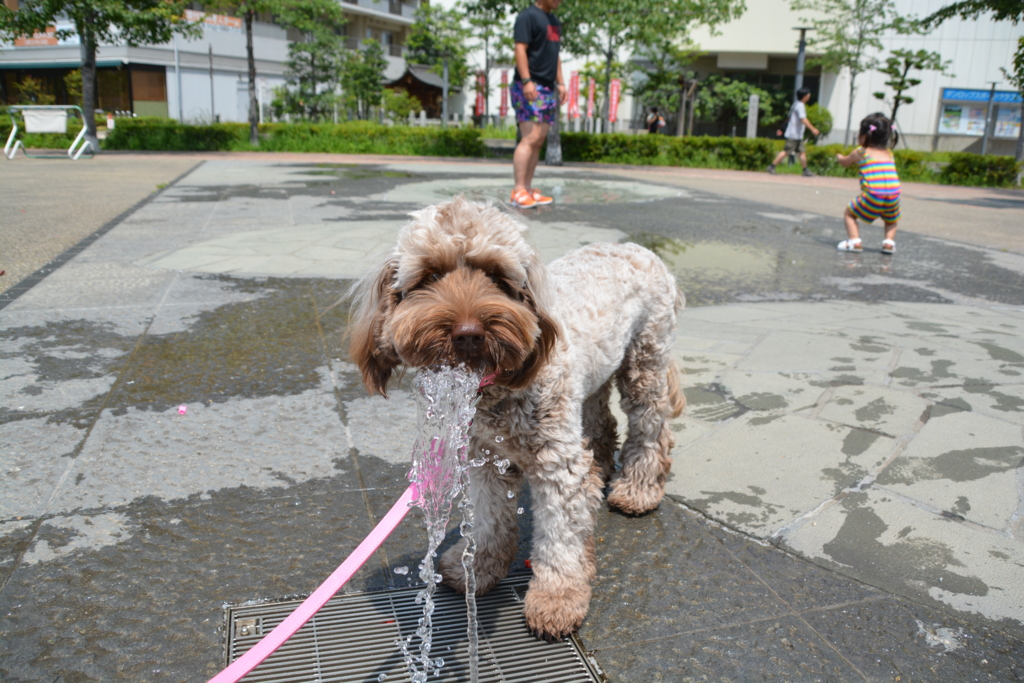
206 372 498 683
207 483 420 683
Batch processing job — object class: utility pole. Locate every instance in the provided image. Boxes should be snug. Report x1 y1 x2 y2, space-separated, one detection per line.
174 34 183 121
981 81 998 155
793 27 811 98
442 53 449 129
208 44 216 124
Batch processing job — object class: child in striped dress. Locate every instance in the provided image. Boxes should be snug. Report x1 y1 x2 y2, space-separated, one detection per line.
836 113 901 254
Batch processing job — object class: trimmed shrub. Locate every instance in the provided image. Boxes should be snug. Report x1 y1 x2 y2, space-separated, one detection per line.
104 119 242 151
256 121 486 156
102 119 487 157
560 133 778 171
940 152 1021 188
805 144 858 178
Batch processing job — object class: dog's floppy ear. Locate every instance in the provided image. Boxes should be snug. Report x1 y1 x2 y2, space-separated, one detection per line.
348 259 401 396
503 257 560 390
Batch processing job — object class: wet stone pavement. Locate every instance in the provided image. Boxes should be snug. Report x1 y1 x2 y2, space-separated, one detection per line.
1 157 1023 682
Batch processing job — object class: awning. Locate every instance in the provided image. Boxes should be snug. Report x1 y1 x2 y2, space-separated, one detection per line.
0 61 124 70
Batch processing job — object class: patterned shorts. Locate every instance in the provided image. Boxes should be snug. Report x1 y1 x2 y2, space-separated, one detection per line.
850 192 901 224
510 80 558 125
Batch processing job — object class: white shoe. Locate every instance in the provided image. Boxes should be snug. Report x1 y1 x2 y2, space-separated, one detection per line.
881 239 896 254
837 239 863 252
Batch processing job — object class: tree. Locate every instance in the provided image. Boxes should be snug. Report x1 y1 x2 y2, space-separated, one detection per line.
872 49 952 133
632 38 699 128
694 74 783 132
383 89 422 121
406 4 472 89
340 39 388 120
558 0 745 121
466 4 514 117
791 0 922 145
15 75 55 104
0 0 199 153
923 1 1023 163
274 0 347 122
1001 37 1024 165
205 0 281 145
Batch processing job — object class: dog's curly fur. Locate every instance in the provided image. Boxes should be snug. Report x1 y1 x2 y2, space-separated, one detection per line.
350 197 684 641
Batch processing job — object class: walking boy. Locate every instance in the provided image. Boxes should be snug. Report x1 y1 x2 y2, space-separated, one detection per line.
510 0 566 208
767 88 819 177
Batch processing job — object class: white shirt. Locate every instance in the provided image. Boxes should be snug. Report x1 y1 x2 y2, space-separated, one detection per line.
784 101 807 140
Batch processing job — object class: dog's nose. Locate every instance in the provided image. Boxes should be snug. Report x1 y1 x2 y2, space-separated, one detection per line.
452 321 485 353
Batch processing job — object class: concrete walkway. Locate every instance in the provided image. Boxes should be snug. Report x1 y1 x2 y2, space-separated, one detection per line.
1 153 1022 682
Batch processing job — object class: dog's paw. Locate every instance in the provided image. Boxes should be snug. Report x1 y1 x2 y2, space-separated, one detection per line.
439 539 510 596
606 478 664 516
523 582 590 642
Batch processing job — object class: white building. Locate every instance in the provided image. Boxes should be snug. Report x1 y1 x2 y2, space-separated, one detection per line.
0 0 424 124
465 0 1022 153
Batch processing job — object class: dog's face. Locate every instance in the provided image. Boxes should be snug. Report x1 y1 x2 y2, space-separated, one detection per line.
349 198 559 396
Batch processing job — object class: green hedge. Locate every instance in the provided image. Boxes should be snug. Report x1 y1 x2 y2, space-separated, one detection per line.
940 152 1021 188
560 133 779 171
102 118 487 157
560 133 1021 188
104 118 242 151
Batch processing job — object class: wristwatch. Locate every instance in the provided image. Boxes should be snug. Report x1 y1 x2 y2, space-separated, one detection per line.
522 78 533 85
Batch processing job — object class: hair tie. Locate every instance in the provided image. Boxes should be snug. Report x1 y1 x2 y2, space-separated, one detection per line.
869 124 877 132
891 124 897 131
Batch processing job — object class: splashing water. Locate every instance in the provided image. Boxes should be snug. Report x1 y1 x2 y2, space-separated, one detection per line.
400 366 483 683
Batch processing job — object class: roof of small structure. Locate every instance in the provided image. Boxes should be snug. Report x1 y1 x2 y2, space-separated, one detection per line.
384 64 462 93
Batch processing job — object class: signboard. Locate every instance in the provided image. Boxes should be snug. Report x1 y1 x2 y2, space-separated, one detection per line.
185 10 243 34
995 107 1021 139
475 72 485 116
942 88 1022 104
608 78 621 122
14 27 58 47
938 104 987 136
568 71 580 119
13 23 78 46
499 70 508 118
586 78 595 119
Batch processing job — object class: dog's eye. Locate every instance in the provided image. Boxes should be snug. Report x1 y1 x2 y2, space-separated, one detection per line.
428 272 442 283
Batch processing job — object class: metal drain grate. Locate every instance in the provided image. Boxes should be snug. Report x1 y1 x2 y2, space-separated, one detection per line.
226 574 605 683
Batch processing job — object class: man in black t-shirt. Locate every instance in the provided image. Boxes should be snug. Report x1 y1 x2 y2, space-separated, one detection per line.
509 0 566 208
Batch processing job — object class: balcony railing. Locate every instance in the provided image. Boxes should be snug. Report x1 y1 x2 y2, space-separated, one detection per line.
343 37 405 57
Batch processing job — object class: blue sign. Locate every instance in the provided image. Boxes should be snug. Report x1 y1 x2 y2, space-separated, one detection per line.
942 88 1022 104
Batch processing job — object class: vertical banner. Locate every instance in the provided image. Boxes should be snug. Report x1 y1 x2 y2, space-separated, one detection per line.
608 78 621 123
499 70 509 118
475 72 486 116
586 78 595 119
568 71 580 119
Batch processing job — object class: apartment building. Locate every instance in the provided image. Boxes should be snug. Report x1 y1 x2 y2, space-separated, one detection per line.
0 0 422 123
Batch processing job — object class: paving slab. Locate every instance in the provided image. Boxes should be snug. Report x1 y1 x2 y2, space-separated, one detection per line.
1 154 1022 683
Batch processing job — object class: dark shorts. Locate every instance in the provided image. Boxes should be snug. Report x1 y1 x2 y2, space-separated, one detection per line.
510 80 558 125
783 138 806 153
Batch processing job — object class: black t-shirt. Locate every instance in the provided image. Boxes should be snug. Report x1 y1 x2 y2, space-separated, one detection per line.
513 4 561 88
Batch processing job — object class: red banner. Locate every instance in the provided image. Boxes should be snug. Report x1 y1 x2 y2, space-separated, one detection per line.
608 78 621 122
499 70 509 117
568 71 580 119
586 78 595 119
475 72 486 116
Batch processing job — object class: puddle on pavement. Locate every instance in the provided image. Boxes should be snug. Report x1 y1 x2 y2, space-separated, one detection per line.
302 166 416 181
378 177 683 206
626 235 777 281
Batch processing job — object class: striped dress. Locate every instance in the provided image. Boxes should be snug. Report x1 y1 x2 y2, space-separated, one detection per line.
850 148 901 223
